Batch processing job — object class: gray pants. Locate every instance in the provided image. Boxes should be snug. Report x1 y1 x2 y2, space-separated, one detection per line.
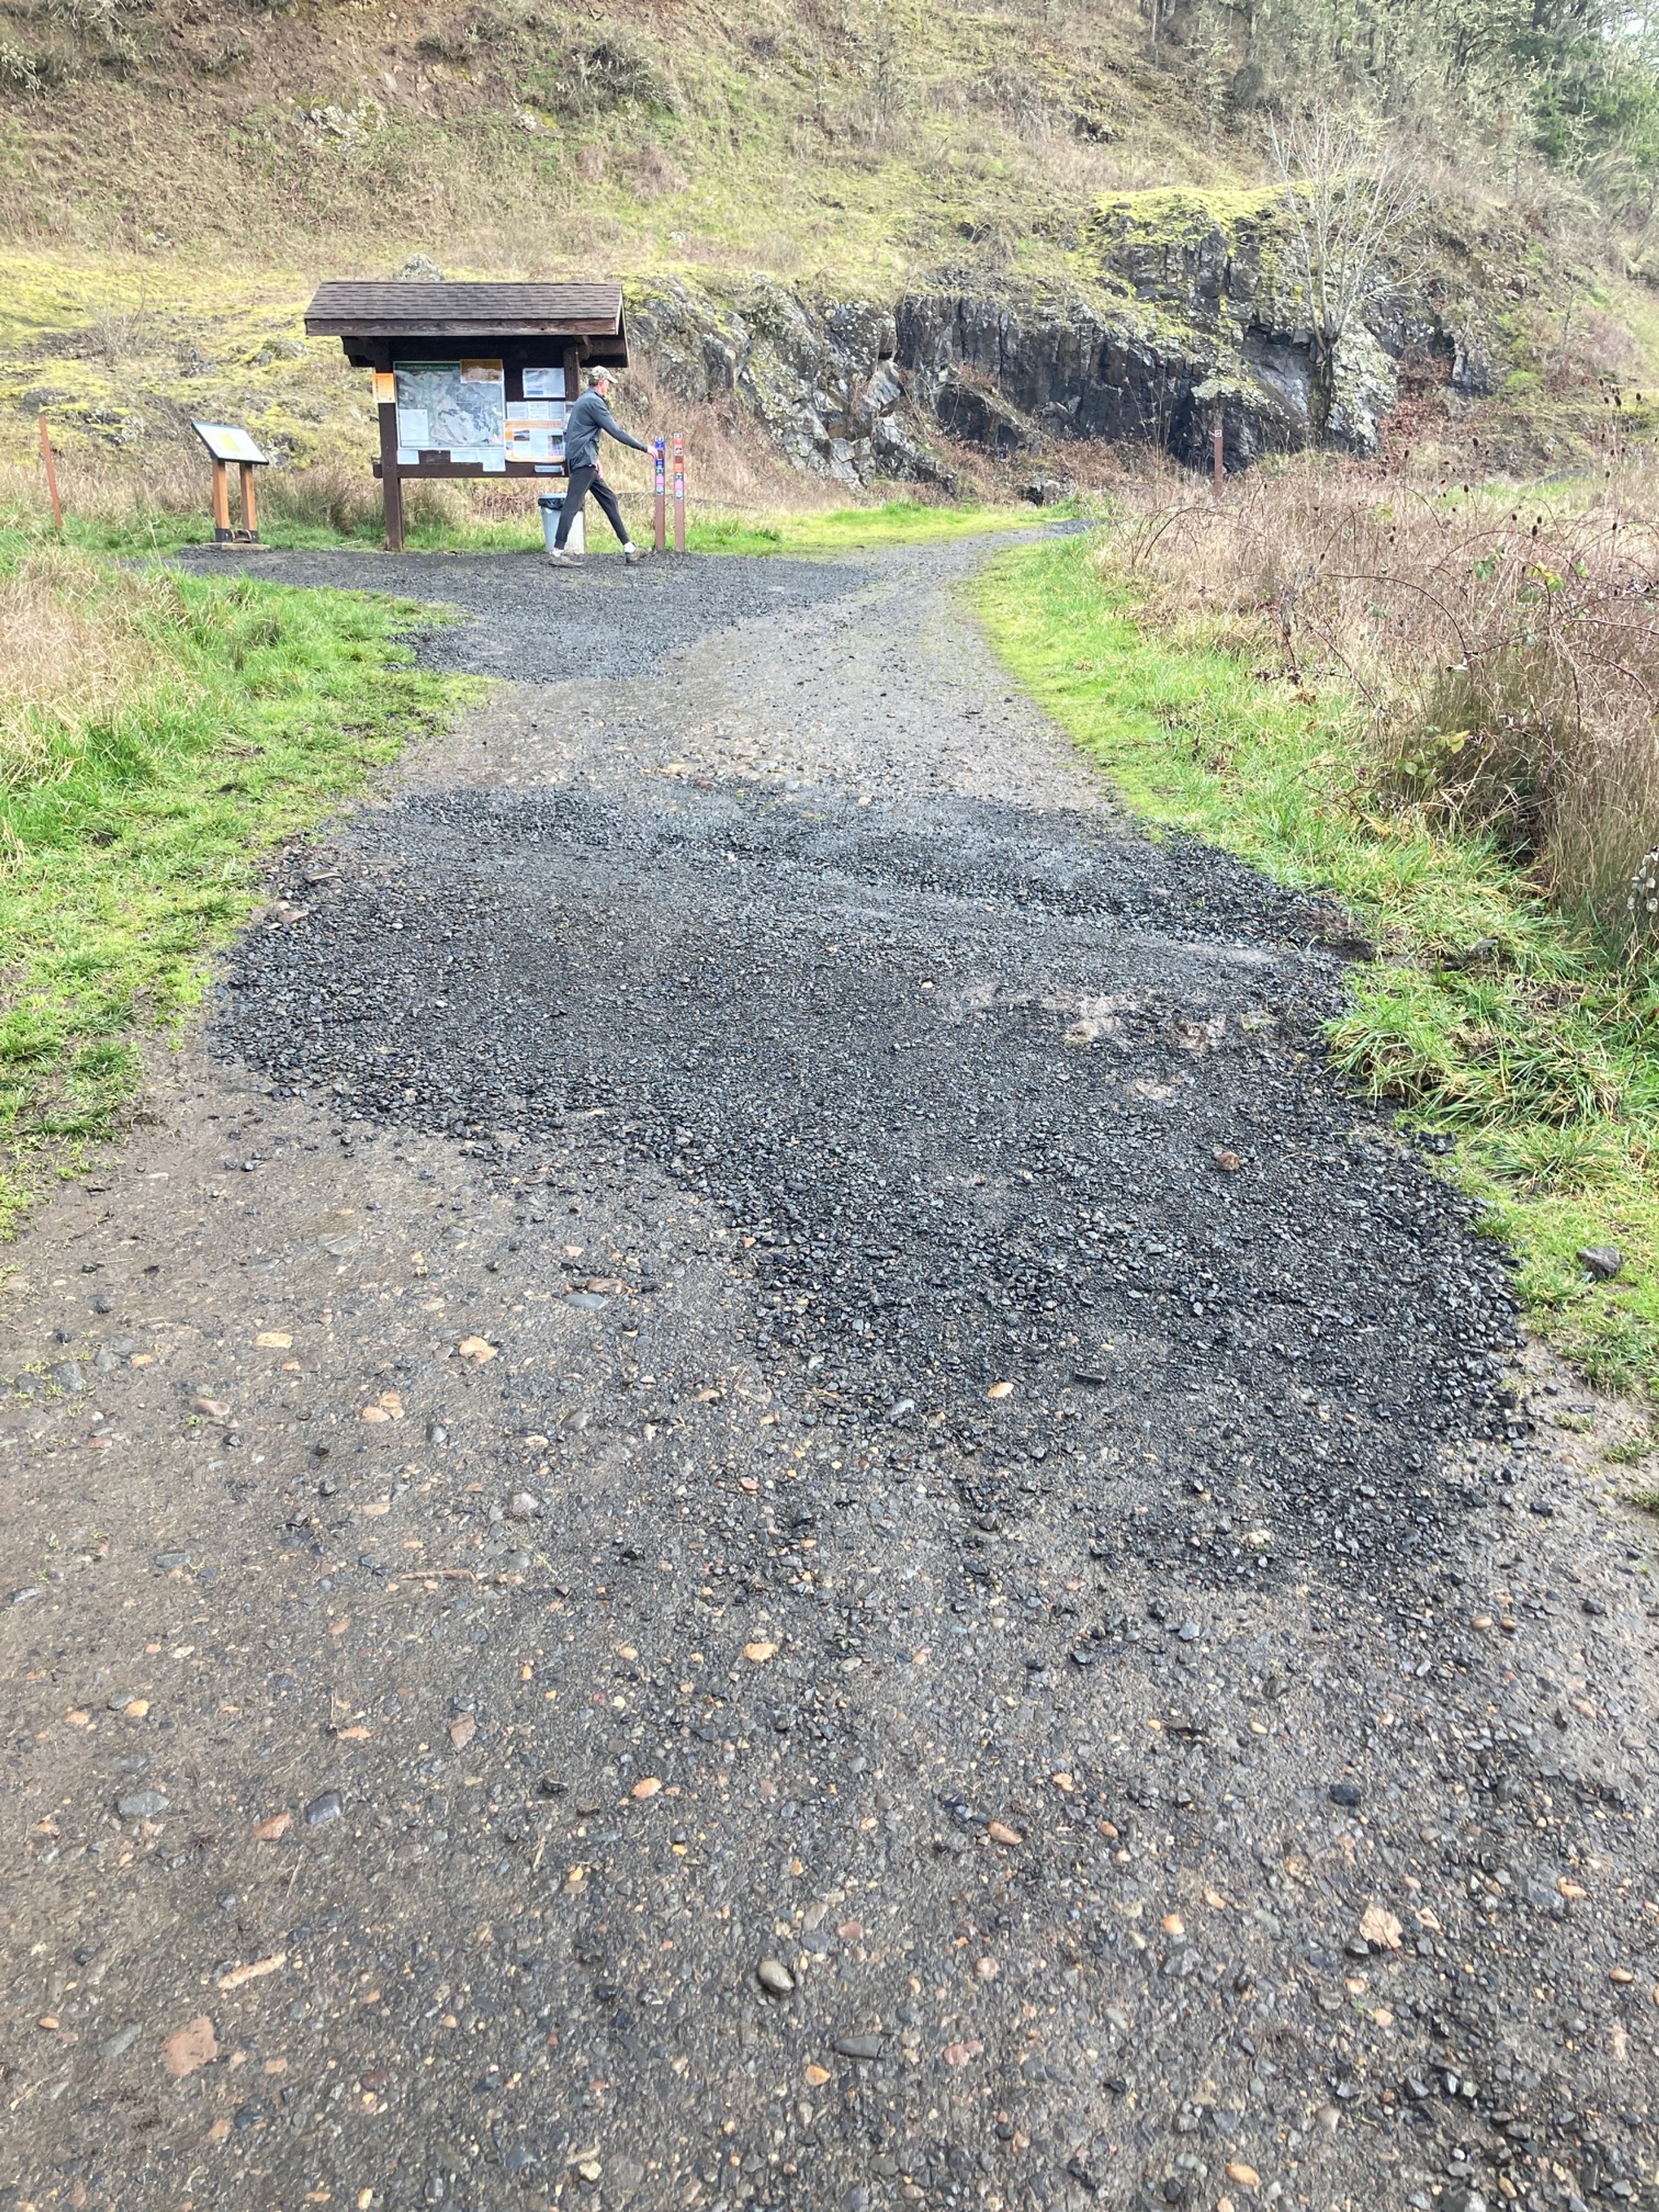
556 464 628 549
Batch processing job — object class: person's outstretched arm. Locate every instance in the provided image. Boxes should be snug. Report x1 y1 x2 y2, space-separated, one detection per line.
594 397 650 455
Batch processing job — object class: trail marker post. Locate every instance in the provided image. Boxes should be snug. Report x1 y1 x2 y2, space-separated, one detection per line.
653 436 667 553
1212 420 1224 502
37 413 62 531
672 431 686 553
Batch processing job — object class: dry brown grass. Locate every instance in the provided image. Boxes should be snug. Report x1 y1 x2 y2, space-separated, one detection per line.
0 445 204 532
1103 451 1659 940
0 547 188 788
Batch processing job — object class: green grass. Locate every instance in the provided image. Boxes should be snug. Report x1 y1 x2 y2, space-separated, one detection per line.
44 494 1052 563
687 500 1056 556
0 529 466 1227
976 531 1659 1399
31 505 534 559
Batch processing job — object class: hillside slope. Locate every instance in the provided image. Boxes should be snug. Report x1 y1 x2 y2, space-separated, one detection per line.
3 0 1657 502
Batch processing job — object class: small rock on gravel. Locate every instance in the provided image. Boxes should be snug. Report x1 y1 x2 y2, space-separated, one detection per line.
833 2033 884 2061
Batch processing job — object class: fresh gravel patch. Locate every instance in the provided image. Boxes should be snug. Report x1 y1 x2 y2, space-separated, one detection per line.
219 776 1520 1579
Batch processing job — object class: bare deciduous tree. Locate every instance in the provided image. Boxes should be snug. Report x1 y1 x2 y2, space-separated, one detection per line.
1266 110 1424 419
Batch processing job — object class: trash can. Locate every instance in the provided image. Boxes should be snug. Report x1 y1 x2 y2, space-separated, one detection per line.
537 493 584 556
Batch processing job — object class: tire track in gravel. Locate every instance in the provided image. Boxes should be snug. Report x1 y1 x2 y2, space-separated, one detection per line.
3 541 1657 2212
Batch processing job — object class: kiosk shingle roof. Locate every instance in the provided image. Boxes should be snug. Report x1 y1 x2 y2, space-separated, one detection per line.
304 280 626 340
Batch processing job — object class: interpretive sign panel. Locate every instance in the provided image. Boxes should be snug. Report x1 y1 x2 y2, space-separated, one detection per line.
192 422 269 465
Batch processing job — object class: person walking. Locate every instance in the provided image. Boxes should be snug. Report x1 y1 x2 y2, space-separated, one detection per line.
549 368 650 567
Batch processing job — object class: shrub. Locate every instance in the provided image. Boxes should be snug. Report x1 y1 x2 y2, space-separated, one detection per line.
260 464 382 538
0 41 46 92
1109 454 1659 946
529 34 669 118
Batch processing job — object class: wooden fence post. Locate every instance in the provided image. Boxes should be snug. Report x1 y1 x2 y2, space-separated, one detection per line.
37 413 63 531
1212 420 1225 502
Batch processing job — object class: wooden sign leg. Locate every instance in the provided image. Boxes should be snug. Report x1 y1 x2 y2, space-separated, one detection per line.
239 461 259 540
211 459 231 540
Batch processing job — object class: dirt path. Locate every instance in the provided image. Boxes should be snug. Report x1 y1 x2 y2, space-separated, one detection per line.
4 540 1657 2212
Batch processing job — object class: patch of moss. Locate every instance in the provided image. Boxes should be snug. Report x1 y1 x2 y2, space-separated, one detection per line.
1090 181 1286 247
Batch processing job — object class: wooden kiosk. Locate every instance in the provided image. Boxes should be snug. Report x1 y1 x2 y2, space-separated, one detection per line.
302 280 629 551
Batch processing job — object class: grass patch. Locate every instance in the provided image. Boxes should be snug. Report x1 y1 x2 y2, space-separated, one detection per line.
687 500 1054 556
0 525 465 1228
21 471 1052 563
976 530 1659 1398
46 495 1051 563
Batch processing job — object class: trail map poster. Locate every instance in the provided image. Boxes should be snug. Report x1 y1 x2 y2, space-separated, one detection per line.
394 359 506 457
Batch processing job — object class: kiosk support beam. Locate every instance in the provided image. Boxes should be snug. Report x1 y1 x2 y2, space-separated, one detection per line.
378 398 405 553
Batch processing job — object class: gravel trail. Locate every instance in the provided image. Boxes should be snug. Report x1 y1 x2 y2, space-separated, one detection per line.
4 541 1658 2212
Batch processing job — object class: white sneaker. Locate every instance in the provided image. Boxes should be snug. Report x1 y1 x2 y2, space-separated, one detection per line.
623 543 643 565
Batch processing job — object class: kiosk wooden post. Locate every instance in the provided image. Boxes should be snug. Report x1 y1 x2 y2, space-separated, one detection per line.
376 377 406 554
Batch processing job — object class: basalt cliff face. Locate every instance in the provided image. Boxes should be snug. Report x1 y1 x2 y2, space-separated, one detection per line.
633 190 1500 486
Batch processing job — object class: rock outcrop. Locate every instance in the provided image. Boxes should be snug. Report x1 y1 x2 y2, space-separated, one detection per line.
628 276 946 488
629 193 1495 483
897 188 1490 473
